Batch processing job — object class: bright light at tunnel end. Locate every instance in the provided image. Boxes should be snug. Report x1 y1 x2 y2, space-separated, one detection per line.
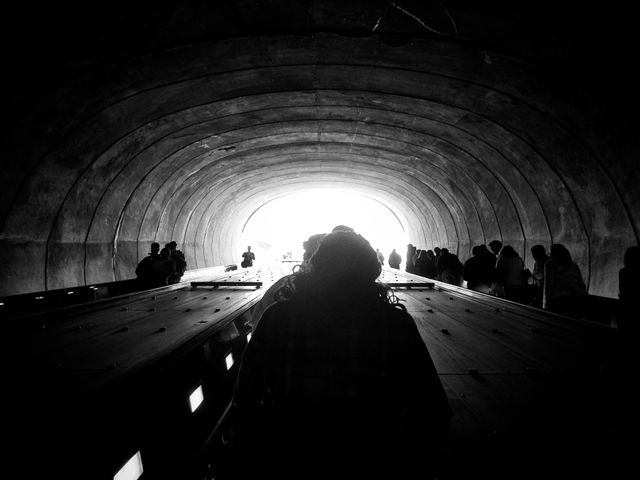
241 189 408 266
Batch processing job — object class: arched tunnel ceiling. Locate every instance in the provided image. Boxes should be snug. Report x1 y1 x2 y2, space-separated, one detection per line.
1 2 638 298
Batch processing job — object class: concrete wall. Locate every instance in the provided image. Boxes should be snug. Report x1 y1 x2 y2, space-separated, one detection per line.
1 7 638 299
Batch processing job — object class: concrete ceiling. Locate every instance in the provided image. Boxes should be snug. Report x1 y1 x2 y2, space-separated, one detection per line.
1 1 638 298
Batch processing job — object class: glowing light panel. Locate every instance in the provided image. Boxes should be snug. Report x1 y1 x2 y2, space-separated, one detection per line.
114 451 143 480
225 353 234 370
189 385 204 412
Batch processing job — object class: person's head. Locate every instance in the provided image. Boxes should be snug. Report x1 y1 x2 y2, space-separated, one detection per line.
279 231 398 306
531 244 546 260
426 249 434 258
434 247 441 255
624 246 640 270
302 233 327 264
478 244 490 255
160 247 171 258
472 245 482 256
550 244 572 264
150 242 160 255
331 225 355 233
247 246 251 251
308 231 380 282
488 240 502 255
441 248 449 255
499 245 519 258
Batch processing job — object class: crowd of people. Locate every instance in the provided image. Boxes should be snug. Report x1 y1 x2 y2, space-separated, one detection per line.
132 234 637 329
379 240 638 324
134 241 187 288
395 240 581 313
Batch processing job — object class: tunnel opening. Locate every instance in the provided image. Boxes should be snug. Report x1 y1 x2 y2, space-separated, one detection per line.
240 188 408 269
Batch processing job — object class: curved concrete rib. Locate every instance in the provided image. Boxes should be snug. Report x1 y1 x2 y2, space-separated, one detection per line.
1 34 637 298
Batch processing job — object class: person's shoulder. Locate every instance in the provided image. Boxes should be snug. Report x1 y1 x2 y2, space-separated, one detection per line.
619 267 634 278
374 302 412 322
570 262 583 274
260 298 316 331
255 301 286 330
261 274 290 297
260 299 298 320
379 304 419 336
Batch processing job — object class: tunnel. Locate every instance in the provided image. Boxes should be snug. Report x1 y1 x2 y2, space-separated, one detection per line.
0 2 637 480
1 2 638 300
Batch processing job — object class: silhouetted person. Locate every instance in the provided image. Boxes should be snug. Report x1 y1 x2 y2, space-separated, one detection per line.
437 248 463 286
495 245 528 303
488 240 503 297
433 247 443 280
412 248 421 271
423 249 439 278
618 246 640 338
406 244 416 273
414 249 428 277
463 245 496 293
135 242 161 288
150 247 176 287
375 248 385 265
228 231 452 480
488 239 502 257
413 249 425 275
388 248 401 269
616 246 640 471
166 241 187 284
530 245 549 307
241 246 255 268
543 244 587 317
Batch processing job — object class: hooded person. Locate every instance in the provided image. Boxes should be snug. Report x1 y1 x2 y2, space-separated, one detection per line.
227 231 452 480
